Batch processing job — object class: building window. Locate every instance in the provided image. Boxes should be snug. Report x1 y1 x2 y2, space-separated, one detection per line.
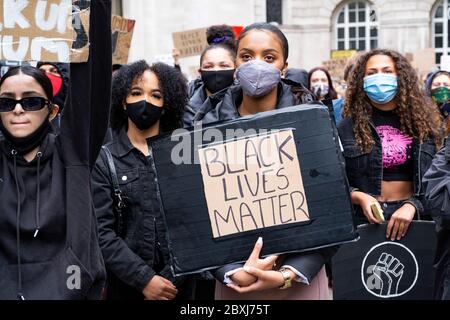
334 1 378 51
433 0 450 64
266 0 282 24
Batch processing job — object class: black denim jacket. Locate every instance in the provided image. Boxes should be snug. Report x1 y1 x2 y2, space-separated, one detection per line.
92 129 187 299
338 117 437 219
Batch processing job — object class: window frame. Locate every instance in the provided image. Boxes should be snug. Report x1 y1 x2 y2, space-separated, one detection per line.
432 0 448 64
333 1 378 51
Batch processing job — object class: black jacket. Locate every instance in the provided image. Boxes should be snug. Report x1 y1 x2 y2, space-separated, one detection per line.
0 0 111 299
92 129 192 300
423 138 450 300
195 82 338 284
337 116 437 220
183 81 207 127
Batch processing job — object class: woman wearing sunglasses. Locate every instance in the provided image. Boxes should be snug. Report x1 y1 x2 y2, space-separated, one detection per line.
0 0 110 300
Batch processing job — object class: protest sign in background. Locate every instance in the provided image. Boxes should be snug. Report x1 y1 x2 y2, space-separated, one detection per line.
332 221 437 300
150 105 358 276
172 27 208 58
0 0 90 63
111 14 135 65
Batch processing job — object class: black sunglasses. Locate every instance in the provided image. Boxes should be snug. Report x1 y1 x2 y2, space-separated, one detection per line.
0 97 51 112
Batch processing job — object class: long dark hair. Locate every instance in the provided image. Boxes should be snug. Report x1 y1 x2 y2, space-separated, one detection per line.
343 49 442 152
0 66 53 100
111 60 187 133
307 67 338 100
238 22 289 62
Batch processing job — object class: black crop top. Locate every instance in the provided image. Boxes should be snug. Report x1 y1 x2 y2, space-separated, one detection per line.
372 107 414 182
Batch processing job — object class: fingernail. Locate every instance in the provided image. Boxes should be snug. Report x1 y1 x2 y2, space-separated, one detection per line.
257 237 263 245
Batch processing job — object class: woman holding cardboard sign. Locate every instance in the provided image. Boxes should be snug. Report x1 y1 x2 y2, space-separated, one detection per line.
338 49 442 241
196 22 334 300
0 0 111 299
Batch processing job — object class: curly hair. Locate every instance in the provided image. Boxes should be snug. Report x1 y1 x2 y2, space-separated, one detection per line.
342 49 442 153
111 60 188 133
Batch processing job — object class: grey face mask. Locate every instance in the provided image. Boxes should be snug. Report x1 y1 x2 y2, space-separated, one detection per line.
311 83 329 98
236 60 281 98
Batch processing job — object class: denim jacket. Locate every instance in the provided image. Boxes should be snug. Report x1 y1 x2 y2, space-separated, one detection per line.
92 129 190 299
337 117 437 219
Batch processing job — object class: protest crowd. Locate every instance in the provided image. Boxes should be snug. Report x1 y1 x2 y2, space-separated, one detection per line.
1 0 450 302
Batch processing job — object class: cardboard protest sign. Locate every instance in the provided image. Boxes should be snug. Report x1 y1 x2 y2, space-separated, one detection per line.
322 58 349 80
332 222 437 300
172 27 208 58
199 130 310 238
0 0 90 63
111 15 135 65
410 48 436 75
150 104 358 276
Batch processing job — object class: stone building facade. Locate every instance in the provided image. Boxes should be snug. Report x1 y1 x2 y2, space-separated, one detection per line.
114 0 447 78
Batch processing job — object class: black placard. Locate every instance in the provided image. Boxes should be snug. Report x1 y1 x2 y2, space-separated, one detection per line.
332 221 437 300
150 104 358 276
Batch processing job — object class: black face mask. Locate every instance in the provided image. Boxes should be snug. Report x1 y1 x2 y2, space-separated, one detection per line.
0 112 51 155
201 69 235 94
126 100 163 130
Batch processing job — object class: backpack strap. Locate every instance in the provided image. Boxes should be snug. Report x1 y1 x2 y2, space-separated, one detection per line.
101 145 126 236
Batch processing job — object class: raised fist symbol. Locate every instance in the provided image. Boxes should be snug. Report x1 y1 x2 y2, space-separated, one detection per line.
367 253 404 296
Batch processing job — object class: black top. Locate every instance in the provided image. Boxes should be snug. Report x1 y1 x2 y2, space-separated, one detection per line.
372 107 414 182
423 138 450 299
92 129 192 300
0 0 111 299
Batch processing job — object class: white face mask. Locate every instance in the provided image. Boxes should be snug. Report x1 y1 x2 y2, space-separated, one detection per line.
235 60 281 98
311 83 329 98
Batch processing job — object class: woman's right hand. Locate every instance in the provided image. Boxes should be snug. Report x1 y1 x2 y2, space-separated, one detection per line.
142 275 178 300
351 191 383 224
230 237 278 287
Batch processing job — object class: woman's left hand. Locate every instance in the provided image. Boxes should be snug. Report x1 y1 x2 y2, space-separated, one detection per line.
386 203 416 241
226 266 296 294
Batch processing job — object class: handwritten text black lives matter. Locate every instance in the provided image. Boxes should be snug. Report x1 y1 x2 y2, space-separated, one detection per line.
199 130 310 238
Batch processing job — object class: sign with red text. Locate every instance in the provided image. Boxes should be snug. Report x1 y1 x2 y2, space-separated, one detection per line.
199 130 310 238
111 15 135 65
